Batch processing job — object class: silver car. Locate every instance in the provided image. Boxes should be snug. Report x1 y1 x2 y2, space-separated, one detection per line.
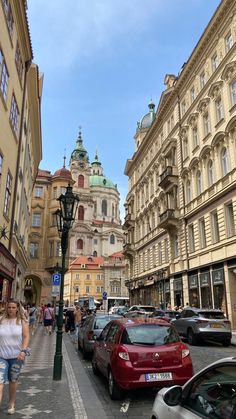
78 314 121 358
172 307 231 346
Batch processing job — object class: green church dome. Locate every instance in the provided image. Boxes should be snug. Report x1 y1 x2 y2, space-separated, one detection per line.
89 175 117 189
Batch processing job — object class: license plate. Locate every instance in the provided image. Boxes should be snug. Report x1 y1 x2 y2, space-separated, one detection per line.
145 372 172 382
210 323 221 328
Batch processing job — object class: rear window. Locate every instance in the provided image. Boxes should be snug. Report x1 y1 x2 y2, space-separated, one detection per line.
199 311 225 320
94 318 113 329
139 306 155 312
121 325 180 346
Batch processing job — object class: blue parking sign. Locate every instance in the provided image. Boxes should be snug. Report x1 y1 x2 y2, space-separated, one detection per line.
52 273 61 286
102 291 107 300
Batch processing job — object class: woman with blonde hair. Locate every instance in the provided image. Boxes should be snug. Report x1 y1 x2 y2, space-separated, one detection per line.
0 299 29 414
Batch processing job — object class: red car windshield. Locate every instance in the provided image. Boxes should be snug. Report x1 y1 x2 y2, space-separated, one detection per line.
120 325 180 346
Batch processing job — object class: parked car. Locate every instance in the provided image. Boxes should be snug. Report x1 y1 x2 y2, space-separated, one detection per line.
78 314 122 358
150 309 179 322
115 306 129 316
151 357 236 419
92 318 193 400
171 307 232 346
125 305 156 317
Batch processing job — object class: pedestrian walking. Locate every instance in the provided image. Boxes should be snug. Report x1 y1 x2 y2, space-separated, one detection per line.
74 305 82 337
65 307 75 333
43 303 54 335
0 299 30 415
28 303 38 336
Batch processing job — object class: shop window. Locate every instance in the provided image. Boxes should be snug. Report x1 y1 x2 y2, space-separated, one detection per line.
78 174 84 188
225 202 235 237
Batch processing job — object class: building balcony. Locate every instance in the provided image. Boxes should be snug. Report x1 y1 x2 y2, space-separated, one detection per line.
159 166 178 190
123 242 135 258
158 209 179 230
123 213 135 228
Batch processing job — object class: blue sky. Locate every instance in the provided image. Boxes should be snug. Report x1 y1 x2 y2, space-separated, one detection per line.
27 0 220 218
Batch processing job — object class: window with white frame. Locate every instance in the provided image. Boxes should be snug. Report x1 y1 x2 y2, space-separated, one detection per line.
211 210 220 243
97 274 102 279
0 153 3 175
3 171 12 217
34 186 43 198
192 127 199 148
230 80 236 106
60 186 66 195
183 139 189 159
225 31 233 53
158 243 162 265
173 234 179 258
85 286 90 293
211 53 219 72
9 94 19 134
86 274 91 280
74 286 80 293
196 170 202 195
225 202 235 237
200 71 206 89
203 113 211 136
56 241 62 257
15 42 23 81
96 286 104 293
190 86 196 103
188 224 195 252
2 0 14 37
199 218 206 248
76 274 80 280
181 100 186 116
164 239 168 262
152 245 156 266
215 97 224 122
208 160 214 186
221 147 229 176
32 213 41 227
29 242 39 258
0 49 9 101
186 179 192 203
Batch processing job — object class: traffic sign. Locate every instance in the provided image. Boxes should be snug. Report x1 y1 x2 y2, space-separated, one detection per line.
52 273 61 286
52 285 60 297
102 291 107 300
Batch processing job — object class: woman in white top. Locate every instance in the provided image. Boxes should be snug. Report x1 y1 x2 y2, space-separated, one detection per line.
0 299 29 415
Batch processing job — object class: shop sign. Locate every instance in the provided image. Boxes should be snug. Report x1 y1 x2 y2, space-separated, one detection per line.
200 272 210 287
174 279 182 291
212 269 224 285
189 274 198 289
24 278 33 290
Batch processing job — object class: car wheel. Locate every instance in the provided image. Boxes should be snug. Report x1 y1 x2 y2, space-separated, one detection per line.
108 369 123 400
187 328 197 345
92 357 99 375
222 339 231 347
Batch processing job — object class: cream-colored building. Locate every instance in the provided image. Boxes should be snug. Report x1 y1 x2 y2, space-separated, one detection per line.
0 0 42 303
124 0 236 328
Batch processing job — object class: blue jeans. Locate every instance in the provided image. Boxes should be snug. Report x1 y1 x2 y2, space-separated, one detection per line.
0 357 23 384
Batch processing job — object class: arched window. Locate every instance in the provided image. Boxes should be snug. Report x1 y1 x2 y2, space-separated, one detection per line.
196 170 202 195
77 239 83 249
186 179 191 203
110 234 115 244
208 160 214 186
102 199 107 216
221 147 229 176
78 175 84 188
78 205 84 220
93 250 97 257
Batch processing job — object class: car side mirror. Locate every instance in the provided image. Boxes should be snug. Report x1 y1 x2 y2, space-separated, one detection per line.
163 386 182 406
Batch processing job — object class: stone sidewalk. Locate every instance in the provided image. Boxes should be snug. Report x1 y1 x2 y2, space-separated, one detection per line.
0 325 108 419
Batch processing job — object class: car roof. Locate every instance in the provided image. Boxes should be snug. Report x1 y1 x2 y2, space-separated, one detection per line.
185 308 224 312
111 318 172 328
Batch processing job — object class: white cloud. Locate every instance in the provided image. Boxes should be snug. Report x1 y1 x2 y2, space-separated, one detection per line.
28 0 162 70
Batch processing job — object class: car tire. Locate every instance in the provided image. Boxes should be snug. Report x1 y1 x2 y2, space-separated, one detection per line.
222 339 231 347
187 328 197 345
108 369 123 400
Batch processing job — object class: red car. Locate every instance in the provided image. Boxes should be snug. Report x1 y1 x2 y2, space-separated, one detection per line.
92 318 193 399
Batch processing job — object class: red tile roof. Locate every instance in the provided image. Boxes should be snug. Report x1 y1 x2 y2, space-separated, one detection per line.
70 256 104 270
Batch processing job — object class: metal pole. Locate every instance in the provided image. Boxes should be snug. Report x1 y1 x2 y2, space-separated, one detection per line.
53 229 68 381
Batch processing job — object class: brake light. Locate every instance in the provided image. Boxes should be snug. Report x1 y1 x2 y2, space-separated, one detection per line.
182 349 190 359
196 320 208 328
87 331 95 340
118 352 130 360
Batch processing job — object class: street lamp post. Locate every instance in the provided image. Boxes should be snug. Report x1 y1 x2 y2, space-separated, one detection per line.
53 185 79 381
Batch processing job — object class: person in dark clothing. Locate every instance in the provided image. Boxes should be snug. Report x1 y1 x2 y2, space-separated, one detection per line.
65 308 75 333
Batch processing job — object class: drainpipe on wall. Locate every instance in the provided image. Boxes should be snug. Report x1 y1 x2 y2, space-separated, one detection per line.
8 59 32 252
